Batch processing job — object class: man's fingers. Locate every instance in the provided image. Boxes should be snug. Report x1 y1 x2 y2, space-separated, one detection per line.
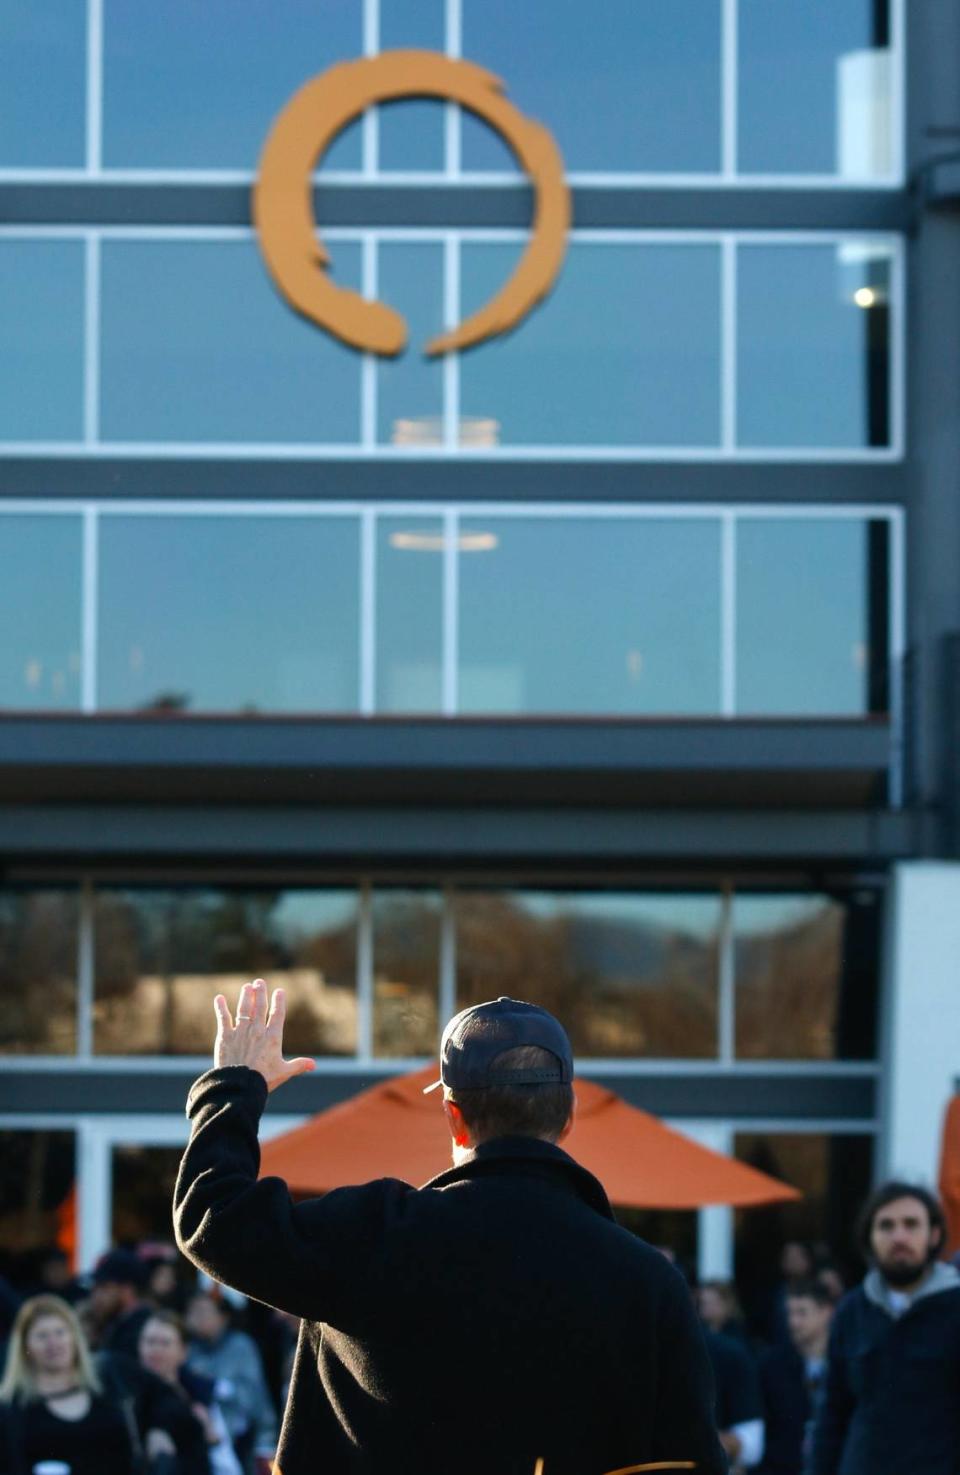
266 986 286 1032
214 994 233 1032
250 978 268 1026
235 978 265 1025
283 1056 315 1081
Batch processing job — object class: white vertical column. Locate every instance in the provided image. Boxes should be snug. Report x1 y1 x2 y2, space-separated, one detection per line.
720 512 737 717
77 1122 112 1273
362 0 379 174
359 509 376 714
879 863 960 1182
720 237 737 455
81 507 99 713
721 0 738 179
442 508 460 715
85 0 104 176
442 235 460 449
83 235 100 445
360 236 378 449
887 508 906 808
444 0 462 176
717 882 735 1063
674 1121 736 1280
438 886 456 1043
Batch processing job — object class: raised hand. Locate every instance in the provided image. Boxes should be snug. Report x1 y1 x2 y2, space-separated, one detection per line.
214 978 315 1093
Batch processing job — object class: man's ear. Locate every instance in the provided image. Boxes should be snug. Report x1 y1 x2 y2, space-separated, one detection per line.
442 1097 474 1149
557 1090 577 1144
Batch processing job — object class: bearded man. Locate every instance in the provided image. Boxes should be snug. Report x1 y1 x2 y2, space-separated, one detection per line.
810 1180 960 1474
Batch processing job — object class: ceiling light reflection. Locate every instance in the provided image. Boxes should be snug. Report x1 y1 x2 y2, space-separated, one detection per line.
390 531 498 553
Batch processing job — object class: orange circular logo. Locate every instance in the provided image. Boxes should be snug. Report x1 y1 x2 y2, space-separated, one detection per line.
253 51 570 356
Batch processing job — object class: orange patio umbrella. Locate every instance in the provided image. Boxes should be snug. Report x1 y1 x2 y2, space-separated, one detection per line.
938 1092 960 1258
261 1066 799 1209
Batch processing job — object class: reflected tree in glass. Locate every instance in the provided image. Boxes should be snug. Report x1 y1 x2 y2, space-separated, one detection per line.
93 889 358 1057
734 896 848 1060
455 892 719 1058
372 890 442 1056
0 891 78 1054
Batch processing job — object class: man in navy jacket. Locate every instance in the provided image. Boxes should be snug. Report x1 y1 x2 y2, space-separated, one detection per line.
174 982 726 1475
810 1180 960 1475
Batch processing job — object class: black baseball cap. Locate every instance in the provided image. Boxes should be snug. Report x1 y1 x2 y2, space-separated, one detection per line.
423 996 573 1094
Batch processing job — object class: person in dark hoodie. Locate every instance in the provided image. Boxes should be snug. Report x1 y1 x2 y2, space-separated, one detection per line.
810 1180 960 1475
174 980 726 1475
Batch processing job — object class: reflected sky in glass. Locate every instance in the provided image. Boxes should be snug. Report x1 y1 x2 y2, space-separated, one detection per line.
737 243 891 448
736 519 868 715
376 518 444 713
379 0 446 171
460 242 721 446
102 0 363 170
0 242 84 442
377 243 445 444
0 516 82 711
461 0 722 173
1 0 86 166
97 516 360 713
739 0 890 175
100 239 363 443
458 518 721 715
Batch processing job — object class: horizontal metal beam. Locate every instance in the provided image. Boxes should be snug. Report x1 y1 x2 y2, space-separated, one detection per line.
0 803 918 865
0 1066 876 1123
0 182 913 231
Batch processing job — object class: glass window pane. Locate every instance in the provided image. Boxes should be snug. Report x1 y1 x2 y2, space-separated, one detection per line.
737 242 893 449
378 0 446 172
0 1131 76 1269
734 1133 874 1328
377 243 445 445
734 893 878 1061
458 518 721 715
736 519 869 716
100 240 362 444
112 1146 185 1246
98 515 359 713
460 242 721 446
455 892 720 1058
0 515 82 711
103 0 363 170
93 889 359 1056
0 890 78 1055
0 1 86 167
461 0 722 173
376 517 444 713
0 241 84 442
372 890 441 1057
739 0 893 178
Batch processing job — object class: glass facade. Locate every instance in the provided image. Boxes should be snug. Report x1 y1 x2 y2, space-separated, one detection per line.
1 882 879 1064
0 505 892 719
0 232 899 454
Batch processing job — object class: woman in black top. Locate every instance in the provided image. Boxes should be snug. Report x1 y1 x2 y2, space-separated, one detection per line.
0 1293 135 1475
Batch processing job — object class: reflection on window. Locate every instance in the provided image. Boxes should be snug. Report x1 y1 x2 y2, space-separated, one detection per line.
736 520 872 716
734 1133 874 1316
461 0 722 174
0 516 82 712
102 0 363 170
458 519 722 715
379 0 446 171
739 0 893 178
0 1131 75 1262
460 242 722 446
100 240 363 443
455 892 720 1058
373 891 442 1056
734 894 878 1060
0 242 84 442
97 516 360 713
0 891 78 1055
376 518 444 712
737 242 893 448
93 890 358 1056
0 0 86 167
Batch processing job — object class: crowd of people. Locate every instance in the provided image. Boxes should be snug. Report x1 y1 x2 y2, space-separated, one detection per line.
0 1243 291 1474
1 1175 955 1473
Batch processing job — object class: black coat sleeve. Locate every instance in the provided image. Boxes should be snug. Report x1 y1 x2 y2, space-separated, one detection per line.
173 1066 406 1325
651 1276 729 1475
808 1306 855 1475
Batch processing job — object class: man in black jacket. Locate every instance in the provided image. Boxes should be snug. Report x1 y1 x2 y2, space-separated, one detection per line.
758 1280 833 1474
174 981 726 1475
810 1180 960 1475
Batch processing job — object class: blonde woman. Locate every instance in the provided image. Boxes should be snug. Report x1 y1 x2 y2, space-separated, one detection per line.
0 1293 135 1475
